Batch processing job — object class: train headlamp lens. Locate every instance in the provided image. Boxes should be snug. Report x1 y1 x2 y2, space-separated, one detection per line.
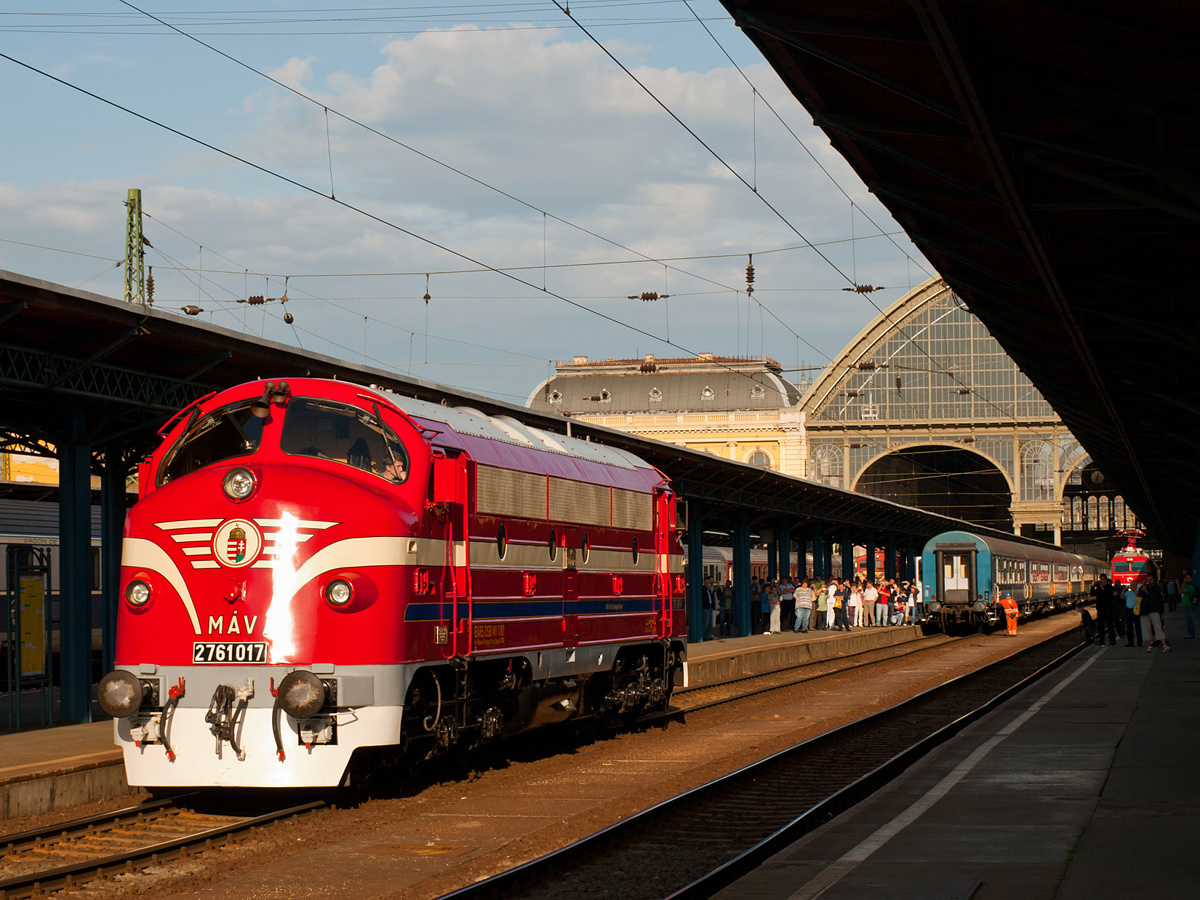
325 579 353 607
126 579 151 607
223 467 257 501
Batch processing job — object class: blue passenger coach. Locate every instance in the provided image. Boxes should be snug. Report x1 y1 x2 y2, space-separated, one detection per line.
921 530 1105 630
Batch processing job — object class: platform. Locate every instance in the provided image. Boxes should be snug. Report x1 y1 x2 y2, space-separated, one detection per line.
715 608 1199 900
685 622 925 684
0 622 926 822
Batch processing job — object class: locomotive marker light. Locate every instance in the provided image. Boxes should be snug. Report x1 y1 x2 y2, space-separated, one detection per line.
222 467 258 502
325 578 353 607
125 578 152 607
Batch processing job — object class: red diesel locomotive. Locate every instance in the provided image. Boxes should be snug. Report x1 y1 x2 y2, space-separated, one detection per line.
97 378 686 788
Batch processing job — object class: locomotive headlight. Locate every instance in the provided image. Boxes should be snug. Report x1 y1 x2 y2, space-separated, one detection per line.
125 579 152 607
223 467 257 502
325 578 353 607
276 670 328 719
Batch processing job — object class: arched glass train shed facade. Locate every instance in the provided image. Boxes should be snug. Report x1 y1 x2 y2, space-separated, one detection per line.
799 278 1134 552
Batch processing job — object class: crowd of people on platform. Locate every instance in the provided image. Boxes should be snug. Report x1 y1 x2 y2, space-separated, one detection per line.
1087 565 1195 653
699 573 924 639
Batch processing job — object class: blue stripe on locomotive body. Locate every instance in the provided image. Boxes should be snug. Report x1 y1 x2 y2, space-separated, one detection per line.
405 596 658 621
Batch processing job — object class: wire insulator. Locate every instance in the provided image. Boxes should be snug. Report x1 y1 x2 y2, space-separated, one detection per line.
745 254 755 296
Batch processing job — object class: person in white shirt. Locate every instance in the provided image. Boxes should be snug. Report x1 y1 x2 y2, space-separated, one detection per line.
826 581 838 629
849 581 864 627
779 577 795 631
863 582 879 626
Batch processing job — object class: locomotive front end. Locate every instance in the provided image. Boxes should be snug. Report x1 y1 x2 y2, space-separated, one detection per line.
100 379 428 788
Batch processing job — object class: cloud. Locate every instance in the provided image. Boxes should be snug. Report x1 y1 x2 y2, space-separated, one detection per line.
2 21 930 403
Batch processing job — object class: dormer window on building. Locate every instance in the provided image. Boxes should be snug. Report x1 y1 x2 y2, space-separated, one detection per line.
747 450 771 469
701 385 715 402
750 384 766 400
599 389 612 403
548 389 563 406
648 387 663 403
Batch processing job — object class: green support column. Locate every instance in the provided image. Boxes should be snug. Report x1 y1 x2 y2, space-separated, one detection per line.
59 408 93 723
885 533 898 580
734 511 752 636
841 529 855 580
687 509 705 643
812 523 825 579
778 521 791 581
866 531 878 582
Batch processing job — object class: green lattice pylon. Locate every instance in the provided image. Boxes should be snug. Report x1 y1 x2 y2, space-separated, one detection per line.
124 188 146 306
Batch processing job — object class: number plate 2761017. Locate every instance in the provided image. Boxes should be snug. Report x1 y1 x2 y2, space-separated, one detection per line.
192 642 267 664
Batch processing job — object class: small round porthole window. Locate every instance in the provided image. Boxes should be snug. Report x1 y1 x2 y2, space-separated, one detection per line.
631 537 639 564
581 534 590 564
548 390 563 405
648 387 663 403
497 523 507 560
750 384 766 400
549 529 558 562
599 389 612 403
700 385 715 402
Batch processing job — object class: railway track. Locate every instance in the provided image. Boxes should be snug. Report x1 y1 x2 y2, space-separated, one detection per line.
0 796 326 898
437 629 1086 900
665 631 959 714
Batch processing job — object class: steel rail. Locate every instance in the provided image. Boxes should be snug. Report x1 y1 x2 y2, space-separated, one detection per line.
665 636 1087 899
0 797 182 851
436 631 1085 900
662 631 959 716
0 799 325 899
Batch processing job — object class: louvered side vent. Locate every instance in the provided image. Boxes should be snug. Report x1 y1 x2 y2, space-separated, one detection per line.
612 488 652 531
476 465 547 520
549 478 611 527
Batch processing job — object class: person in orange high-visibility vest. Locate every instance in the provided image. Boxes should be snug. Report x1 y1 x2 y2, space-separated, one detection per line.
999 593 1019 635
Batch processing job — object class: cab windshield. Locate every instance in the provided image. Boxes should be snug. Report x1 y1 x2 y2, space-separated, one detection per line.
159 401 265 485
280 397 409 484
1113 562 1130 573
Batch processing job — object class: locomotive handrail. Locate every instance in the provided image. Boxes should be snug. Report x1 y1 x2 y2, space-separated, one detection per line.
654 488 674 640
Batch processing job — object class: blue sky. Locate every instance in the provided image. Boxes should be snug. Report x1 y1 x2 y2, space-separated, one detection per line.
0 2 934 405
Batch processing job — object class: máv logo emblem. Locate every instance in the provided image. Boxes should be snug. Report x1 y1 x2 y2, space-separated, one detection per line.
213 519 263 568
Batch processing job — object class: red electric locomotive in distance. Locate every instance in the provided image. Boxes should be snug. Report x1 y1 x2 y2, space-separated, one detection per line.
1110 530 1151 587
97 378 686 788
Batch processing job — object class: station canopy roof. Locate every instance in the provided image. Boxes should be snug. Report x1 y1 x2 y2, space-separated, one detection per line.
1 269 1031 548
720 1 1200 552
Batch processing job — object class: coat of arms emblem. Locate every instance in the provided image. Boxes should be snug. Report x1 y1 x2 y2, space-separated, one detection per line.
213 519 262 568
